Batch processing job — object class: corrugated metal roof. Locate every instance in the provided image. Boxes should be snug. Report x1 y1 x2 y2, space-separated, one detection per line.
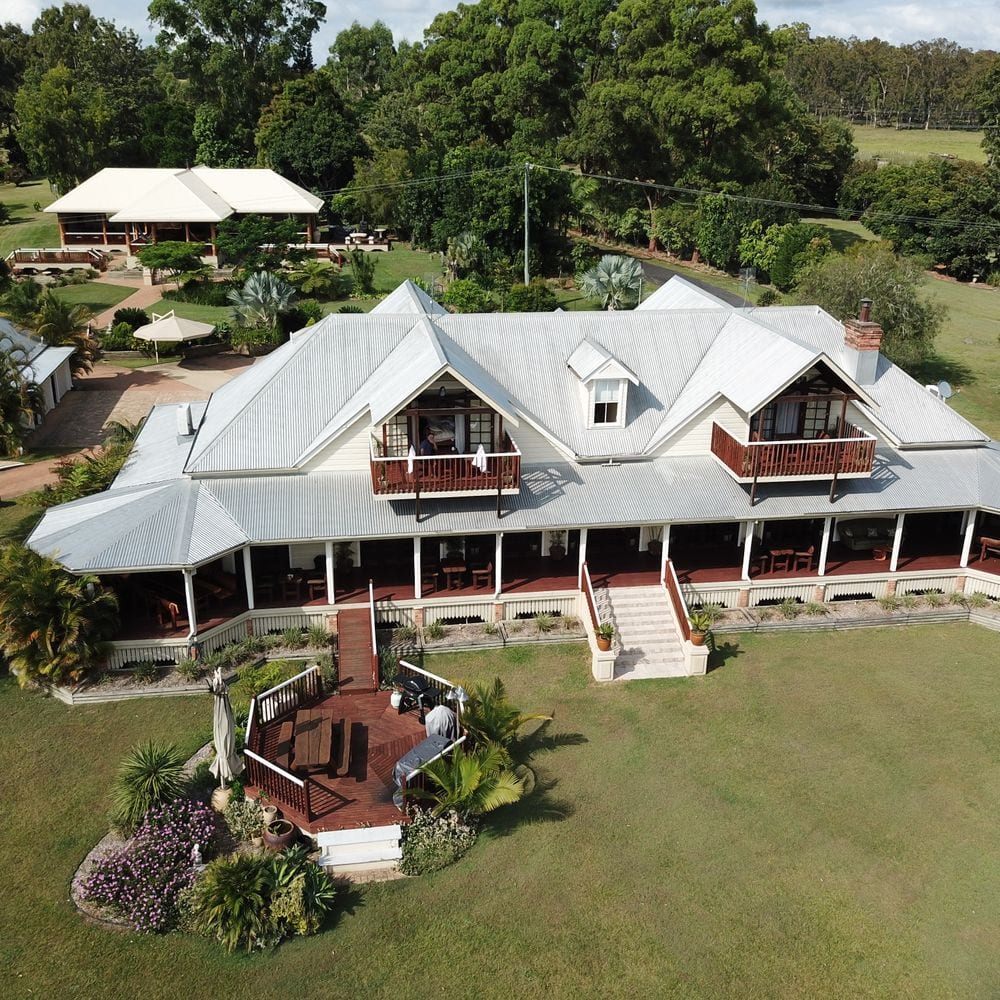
114 402 207 489
637 275 732 310
371 281 448 316
111 171 233 223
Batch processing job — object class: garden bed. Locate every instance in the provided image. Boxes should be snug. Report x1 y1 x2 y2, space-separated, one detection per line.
381 617 586 654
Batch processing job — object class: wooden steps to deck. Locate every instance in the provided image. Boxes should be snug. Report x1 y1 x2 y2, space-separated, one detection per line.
337 608 376 693
317 824 403 872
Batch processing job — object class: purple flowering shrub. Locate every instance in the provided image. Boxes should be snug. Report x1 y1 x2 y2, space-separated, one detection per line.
81 798 219 933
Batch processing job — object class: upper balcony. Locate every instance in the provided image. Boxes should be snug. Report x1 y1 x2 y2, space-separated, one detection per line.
711 422 876 492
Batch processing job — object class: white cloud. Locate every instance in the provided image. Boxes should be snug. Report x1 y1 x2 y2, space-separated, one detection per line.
5 0 42 30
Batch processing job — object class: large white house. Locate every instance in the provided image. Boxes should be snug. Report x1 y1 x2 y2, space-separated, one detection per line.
27 277 1000 680
45 166 323 264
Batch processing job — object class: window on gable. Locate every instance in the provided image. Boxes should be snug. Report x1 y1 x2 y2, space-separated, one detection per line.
592 379 622 425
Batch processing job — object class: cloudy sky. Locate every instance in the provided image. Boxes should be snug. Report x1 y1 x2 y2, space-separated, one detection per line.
7 0 1000 55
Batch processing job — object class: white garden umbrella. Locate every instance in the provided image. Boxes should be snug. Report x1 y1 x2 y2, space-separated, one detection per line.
208 667 243 787
132 310 215 363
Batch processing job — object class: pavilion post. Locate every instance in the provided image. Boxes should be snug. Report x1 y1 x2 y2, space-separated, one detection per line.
412 536 421 600
659 524 670 585
577 528 588 589
960 509 977 568
242 545 255 610
741 521 756 581
325 541 335 602
889 513 906 573
818 516 833 577
183 568 198 637
494 532 503 599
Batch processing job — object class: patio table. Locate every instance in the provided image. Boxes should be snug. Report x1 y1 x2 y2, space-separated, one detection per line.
442 562 466 589
293 708 331 771
281 574 303 602
768 548 795 573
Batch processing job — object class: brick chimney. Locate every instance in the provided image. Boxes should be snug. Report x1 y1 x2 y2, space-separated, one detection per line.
843 298 882 385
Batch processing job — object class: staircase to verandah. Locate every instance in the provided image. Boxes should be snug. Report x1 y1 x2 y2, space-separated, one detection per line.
336 607 378 693
593 584 686 680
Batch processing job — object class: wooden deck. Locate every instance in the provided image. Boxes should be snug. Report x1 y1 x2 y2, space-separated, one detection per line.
246 691 426 834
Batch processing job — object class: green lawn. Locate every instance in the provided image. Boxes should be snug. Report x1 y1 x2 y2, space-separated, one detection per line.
0 179 60 258
47 282 135 316
0 499 42 541
852 125 986 164
3 627 1000 998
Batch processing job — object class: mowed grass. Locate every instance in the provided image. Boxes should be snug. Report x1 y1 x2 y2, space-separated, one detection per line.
3 627 1000 999
47 281 135 316
852 124 987 164
0 179 60 257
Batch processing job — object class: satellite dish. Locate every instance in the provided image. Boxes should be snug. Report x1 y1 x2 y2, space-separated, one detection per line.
936 381 953 400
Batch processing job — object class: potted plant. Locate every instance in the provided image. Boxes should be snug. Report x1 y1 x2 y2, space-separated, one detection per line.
334 542 354 572
258 793 277 827
595 622 615 651
688 610 714 647
263 818 297 851
547 530 567 562
647 527 663 561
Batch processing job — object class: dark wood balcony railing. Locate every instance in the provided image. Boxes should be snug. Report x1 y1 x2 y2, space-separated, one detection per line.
711 422 876 482
7 247 108 269
370 437 521 498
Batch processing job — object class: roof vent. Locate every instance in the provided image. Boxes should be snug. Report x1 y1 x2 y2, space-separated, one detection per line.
176 403 194 437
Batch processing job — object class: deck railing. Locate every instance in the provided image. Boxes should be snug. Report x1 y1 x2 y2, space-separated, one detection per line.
581 561 602 632
663 558 692 642
369 437 521 497
399 734 467 817
396 658 457 691
244 748 310 817
255 665 323 725
711 422 875 481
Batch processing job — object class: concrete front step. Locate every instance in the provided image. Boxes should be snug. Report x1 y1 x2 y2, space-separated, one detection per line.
316 823 403 872
597 584 688 680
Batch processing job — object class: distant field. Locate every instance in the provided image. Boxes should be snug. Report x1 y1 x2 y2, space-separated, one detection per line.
0 180 59 258
852 125 986 164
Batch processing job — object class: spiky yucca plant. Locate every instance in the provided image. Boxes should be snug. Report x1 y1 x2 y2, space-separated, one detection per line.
408 742 524 818
111 740 188 834
461 677 552 756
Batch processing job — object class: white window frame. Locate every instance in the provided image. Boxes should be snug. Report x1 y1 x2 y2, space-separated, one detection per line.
589 378 626 428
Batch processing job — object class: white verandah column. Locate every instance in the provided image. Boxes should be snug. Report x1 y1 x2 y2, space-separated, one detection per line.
242 545 254 610
183 568 198 637
412 537 421 600
659 523 670 584
741 521 756 581
494 532 503 599
818 516 833 577
325 541 335 603
960 509 977 568
577 528 588 588
889 513 906 573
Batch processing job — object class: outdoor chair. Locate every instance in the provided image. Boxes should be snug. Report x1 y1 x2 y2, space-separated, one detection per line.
421 564 440 592
793 545 815 572
471 562 493 589
256 575 275 602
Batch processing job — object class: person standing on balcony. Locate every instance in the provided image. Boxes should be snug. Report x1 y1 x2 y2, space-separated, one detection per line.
419 430 437 456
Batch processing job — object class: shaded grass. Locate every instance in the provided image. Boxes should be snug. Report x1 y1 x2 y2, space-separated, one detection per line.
3 628 1000 998
0 499 42 541
0 179 59 258
852 125 986 164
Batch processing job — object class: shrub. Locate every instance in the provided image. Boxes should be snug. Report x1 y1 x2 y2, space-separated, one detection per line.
506 279 557 312
224 795 264 842
188 847 335 952
482 622 498 636
81 798 218 932
349 249 377 296
442 277 492 313
229 325 282 353
230 660 299 706
393 625 419 643
899 593 920 610
803 602 830 616
131 661 159 684
399 809 479 875
562 615 580 630
424 621 447 641
924 591 947 607
756 288 782 306
338 304 364 314
176 658 206 682
162 282 232 306
280 627 308 650
112 307 150 331
0 203 10 225
778 598 802 620
307 625 332 648
533 613 556 634
112 741 189 834
967 591 990 609
879 595 903 612
101 322 142 350
316 652 336 688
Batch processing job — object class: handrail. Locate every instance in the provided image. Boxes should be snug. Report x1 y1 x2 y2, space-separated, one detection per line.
369 438 522 461
257 664 319 701
256 664 322 724
397 659 456 689
745 426 875 447
244 748 305 787
245 695 257 750
368 579 378 690
406 734 467 782
581 561 601 631
664 559 692 642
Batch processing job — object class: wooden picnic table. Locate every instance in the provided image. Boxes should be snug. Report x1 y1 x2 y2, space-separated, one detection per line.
294 709 331 771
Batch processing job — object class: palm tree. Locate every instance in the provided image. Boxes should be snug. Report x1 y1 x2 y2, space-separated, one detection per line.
227 271 296 332
0 277 44 325
578 254 644 310
446 231 478 281
33 290 98 374
461 677 552 758
0 350 44 456
407 742 524 818
288 259 341 297
0 544 119 687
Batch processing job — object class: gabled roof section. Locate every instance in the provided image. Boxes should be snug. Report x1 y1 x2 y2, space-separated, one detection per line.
45 168 180 214
110 171 233 223
191 167 322 214
637 275 734 311
368 319 449 426
567 340 639 384
371 281 448 316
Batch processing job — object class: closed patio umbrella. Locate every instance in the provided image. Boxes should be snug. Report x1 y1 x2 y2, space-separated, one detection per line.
208 666 243 787
131 310 215 363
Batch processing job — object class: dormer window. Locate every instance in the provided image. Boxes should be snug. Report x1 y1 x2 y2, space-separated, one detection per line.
592 379 624 426
568 339 639 431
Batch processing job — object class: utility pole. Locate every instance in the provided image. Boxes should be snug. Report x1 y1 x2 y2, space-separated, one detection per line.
523 162 530 285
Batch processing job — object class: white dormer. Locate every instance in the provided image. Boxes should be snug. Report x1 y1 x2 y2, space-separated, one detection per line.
567 340 638 429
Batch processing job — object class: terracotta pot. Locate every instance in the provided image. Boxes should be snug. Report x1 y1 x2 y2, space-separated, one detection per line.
263 819 297 851
596 635 612 652
210 786 233 813
690 631 706 647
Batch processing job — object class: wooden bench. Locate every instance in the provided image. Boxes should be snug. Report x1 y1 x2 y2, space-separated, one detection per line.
979 536 1000 562
273 721 294 771
335 716 353 777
